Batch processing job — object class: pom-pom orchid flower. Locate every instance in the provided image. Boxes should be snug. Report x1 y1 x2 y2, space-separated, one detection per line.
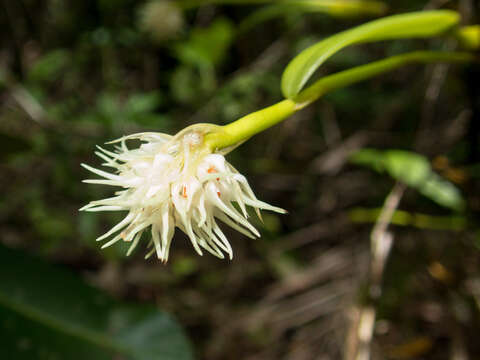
81 124 286 262
81 10 476 262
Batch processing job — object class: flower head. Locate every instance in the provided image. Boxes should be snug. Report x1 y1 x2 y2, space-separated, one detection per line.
81 124 286 262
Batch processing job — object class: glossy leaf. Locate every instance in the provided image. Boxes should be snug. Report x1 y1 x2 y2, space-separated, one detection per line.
238 1 387 33
0 245 193 360
455 25 480 50
294 51 473 105
351 149 465 211
174 18 234 68
281 10 459 98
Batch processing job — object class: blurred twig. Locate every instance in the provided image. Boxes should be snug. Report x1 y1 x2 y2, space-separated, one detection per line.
10 83 50 126
346 182 406 360
3 72 104 138
189 38 288 124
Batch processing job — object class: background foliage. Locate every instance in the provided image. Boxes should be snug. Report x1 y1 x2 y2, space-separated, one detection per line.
1 0 479 359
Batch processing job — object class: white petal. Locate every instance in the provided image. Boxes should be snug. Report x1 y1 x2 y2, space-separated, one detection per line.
96 212 135 241
151 225 163 260
101 233 123 249
83 205 125 212
242 197 287 214
126 232 142 256
214 210 258 239
81 163 121 181
205 183 260 237
161 205 174 261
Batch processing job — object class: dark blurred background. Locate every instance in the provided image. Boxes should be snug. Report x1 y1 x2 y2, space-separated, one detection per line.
1 0 480 359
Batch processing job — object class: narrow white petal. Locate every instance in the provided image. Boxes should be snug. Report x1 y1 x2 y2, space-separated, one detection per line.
144 247 156 259
161 207 174 261
83 179 123 186
126 232 142 256
211 222 233 259
151 225 163 260
176 220 203 256
96 212 135 241
84 205 125 212
96 145 123 161
95 151 118 168
101 233 123 249
214 211 258 239
81 163 121 181
163 219 175 262
196 193 207 227
107 132 171 144
193 226 224 259
207 189 260 237
199 221 231 258
124 222 149 242
230 182 248 218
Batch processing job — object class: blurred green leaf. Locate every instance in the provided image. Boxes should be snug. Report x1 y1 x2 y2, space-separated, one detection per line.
174 18 234 68
349 148 383 172
295 50 472 105
238 0 387 33
125 92 162 115
138 0 184 43
419 173 465 212
0 133 32 160
0 245 193 360
281 10 459 98
170 65 216 103
383 150 430 187
172 257 198 278
455 25 480 50
28 50 71 83
349 207 467 230
351 149 465 211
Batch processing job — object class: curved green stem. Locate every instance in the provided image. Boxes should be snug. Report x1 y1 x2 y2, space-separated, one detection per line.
204 51 475 151
204 99 298 151
294 50 475 107
455 25 480 50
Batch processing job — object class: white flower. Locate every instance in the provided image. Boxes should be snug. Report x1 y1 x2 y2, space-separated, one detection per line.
81 124 286 262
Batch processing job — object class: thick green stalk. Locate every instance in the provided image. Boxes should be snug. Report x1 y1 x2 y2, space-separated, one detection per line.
205 99 298 151
178 0 275 10
455 25 480 50
281 10 460 98
294 51 475 107
204 51 474 151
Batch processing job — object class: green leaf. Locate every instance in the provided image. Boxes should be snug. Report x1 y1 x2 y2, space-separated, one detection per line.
0 245 193 360
238 1 387 33
28 49 71 84
383 150 431 187
351 149 465 211
419 173 465 212
349 207 467 230
125 92 162 115
455 25 480 50
294 51 473 105
0 133 32 160
349 148 383 172
174 18 234 68
281 10 460 98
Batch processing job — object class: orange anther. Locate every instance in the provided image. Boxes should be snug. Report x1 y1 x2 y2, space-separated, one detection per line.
182 186 187 198
207 166 217 174
217 191 221 197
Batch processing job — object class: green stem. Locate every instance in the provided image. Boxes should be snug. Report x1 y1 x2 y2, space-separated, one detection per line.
205 99 298 151
204 51 474 151
178 0 273 10
294 50 475 106
455 25 480 50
